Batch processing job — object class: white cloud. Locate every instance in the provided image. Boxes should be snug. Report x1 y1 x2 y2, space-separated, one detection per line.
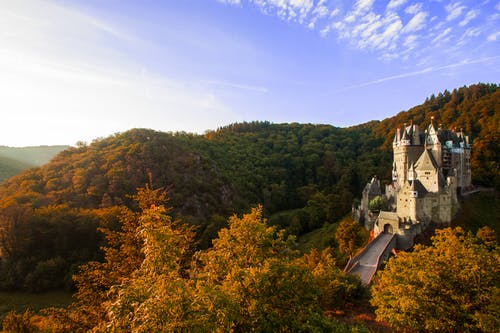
402 11 428 32
387 0 408 11
337 55 500 91
445 2 466 21
202 79 268 93
0 0 241 146
217 0 241 4
215 0 497 64
432 27 452 43
456 26 482 45
405 3 423 15
312 0 329 18
459 9 479 26
487 31 500 41
403 34 419 48
356 13 403 50
464 27 482 37
308 0 331 29
354 0 375 14
330 8 340 17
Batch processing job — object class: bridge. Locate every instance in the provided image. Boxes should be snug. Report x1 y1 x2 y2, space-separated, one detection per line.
344 232 396 285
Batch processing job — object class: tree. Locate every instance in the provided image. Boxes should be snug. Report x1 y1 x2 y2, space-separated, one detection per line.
195 205 321 332
371 227 500 332
335 216 367 258
97 203 199 332
368 195 386 212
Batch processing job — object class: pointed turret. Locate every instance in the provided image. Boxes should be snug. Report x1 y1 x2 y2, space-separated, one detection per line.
401 127 411 146
408 163 416 181
393 128 400 146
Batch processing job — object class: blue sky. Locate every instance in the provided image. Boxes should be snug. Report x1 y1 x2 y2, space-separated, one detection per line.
1 0 499 146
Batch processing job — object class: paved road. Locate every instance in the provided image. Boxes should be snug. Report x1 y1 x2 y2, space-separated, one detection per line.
347 233 394 285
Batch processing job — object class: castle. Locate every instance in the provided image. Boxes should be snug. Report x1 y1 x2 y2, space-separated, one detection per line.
354 119 472 250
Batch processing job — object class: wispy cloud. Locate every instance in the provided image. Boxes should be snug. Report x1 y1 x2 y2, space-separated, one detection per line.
0 0 241 145
387 0 408 11
354 0 375 14
459 9 479 26
405 3 423 15
217 0 499 65
217 0 241 4
487 31 500 41
202 80 268 93
445 2 466 21
402 11 428 33
432 27 453 44
336 55 500 92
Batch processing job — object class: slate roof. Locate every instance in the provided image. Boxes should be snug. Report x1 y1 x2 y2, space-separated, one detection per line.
378 211 400 221
414 149 439 171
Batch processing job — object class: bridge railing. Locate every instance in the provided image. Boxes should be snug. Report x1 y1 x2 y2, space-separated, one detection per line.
344 232 386 273
366 234 396 283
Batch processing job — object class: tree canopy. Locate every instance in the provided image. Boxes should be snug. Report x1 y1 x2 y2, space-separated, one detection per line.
0 83 498 292
25 188 366 332
371 227 500 332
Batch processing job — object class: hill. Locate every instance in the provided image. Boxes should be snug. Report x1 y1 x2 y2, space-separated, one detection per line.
0 145 69 183
0 83 497 292
0 156 34 184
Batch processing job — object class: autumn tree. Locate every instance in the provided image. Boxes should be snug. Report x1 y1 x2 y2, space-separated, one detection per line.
89 204 365 331
96 203 200 332
371 227 500 332
335 216 367 258
195 206 318 331
14 190 366 331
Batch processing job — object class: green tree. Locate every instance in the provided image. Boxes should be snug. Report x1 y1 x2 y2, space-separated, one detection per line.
195 206 321 332
371 227 500 332
368 195 386 212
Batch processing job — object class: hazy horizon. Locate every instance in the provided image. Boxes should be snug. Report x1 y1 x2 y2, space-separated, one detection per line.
1 0 499 146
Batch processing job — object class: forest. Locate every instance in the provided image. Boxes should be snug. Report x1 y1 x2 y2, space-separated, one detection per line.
0 83 498 331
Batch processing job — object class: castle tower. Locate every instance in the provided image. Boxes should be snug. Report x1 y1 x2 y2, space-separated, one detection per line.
392 123 424 186
408 180 419 221
426 117 442 168
414 149 441 193
372 121 471 250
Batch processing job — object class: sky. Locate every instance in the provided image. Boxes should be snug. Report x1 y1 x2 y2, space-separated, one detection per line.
1 0 499 146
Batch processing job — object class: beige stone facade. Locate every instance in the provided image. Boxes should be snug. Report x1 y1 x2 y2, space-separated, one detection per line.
370 120 471 249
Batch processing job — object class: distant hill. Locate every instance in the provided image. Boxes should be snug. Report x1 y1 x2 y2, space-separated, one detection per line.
0 83 497 292
0 145 70 165
0 145 69 183
0 156 34 184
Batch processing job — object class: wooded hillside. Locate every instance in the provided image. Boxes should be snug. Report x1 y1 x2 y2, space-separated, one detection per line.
0 83 497 292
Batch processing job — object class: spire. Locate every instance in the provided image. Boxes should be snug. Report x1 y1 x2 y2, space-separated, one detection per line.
401 127 411 145
393 128 400 146
408 163 416 181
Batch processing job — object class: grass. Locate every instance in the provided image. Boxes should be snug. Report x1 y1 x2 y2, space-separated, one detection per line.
296 221 339 254
0 291 71 321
